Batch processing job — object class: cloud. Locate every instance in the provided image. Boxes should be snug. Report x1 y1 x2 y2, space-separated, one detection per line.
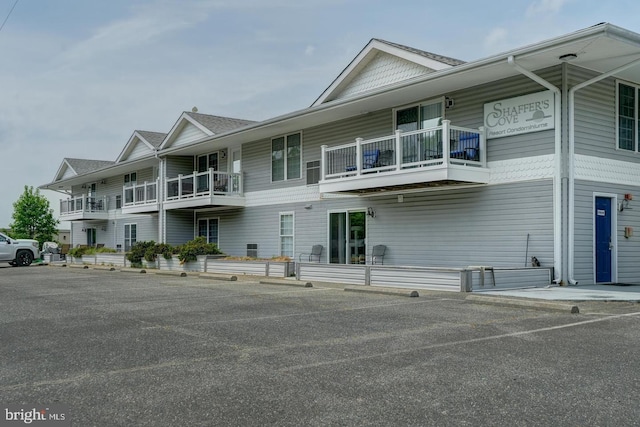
305 45 316 56
483 27 509 53
526 0 569 17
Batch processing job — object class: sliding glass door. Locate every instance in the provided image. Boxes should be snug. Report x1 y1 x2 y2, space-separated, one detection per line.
329 211 366 264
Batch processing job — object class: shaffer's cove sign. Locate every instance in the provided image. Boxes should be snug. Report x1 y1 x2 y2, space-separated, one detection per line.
484 90 555 139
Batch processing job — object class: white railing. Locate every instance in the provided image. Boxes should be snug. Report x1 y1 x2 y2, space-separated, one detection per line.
165 169 242 201
321 120 486 180
60 195 108 216
123 180 158 206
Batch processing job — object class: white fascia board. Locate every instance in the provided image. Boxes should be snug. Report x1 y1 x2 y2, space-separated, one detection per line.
159 112 215 150
53 159 77 182
115 131 156 163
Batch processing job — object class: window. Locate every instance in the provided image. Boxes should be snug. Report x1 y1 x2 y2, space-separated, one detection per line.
279 213 294 257
306 160 320 185
197 153 219 172
124 172 137 187
395 100 443 131
124 224 137 252
618 82 639 151
115 195 122 209
272 132 301 181
197 218 219 245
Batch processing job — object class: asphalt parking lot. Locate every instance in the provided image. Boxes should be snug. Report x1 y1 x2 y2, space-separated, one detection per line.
2 265 640 426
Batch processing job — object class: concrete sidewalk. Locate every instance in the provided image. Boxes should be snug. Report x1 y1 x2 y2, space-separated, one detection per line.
475 284 640 302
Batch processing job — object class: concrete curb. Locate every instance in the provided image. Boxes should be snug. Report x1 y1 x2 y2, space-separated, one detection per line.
68 264 89 269
48 263 68 267
466 294 579 313
154 270 188 277
199 272 238 281
260 279 313 288
344 286 419 298
93 266 117 271
120 268 148 274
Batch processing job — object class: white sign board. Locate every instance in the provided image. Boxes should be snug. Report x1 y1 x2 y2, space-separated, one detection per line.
484 90 555 139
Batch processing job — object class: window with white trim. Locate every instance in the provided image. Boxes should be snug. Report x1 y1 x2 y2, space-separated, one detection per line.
279 212 294 258
124 223 137 252
306 160 320 185
124 172 137 187
197 218 219 245
272 132 301 181
618 82 639 151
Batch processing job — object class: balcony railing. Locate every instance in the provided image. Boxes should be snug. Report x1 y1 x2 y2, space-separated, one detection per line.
60 195 108 216
321 120 486 181
123 180 158 207
165 169 242 201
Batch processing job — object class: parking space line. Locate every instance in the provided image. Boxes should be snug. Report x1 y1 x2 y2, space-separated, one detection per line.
280 311 640 372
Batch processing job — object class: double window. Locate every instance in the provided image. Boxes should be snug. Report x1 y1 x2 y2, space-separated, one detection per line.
279 213 294 258
618 82 640 151
272 132 301 181
124 224 137 252
124 172 137 187
198 218 219 245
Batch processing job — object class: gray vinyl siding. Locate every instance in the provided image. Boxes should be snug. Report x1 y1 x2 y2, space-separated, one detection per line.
241 110 391 193
445 66 560 161
126 141 152 161
571 65 640 163
573 180 640 284
171 123 208 148
165 156 194 179
204 180 554 267
165 210 194 245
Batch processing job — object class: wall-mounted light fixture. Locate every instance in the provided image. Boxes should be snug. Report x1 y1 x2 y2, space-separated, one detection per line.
445 96 455 109
100 179 106 184
304 204 313 210
366 207 376 218
619 193 633 212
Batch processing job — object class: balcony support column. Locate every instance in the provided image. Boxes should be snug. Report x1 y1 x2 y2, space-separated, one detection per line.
395 130 402 171
355 138 363 175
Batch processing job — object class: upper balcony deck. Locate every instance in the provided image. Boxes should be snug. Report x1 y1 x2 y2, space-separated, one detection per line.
163 169 244 210
319 120 489 194
59 195 109 221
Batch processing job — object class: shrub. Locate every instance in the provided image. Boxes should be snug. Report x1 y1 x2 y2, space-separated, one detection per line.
68 246 91 258
126 241 157 265
177 236 222 264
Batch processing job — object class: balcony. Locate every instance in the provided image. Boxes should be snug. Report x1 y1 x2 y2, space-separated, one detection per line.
319 120 490 194
121 180 159 214
60 195 109 221
164 169 245 210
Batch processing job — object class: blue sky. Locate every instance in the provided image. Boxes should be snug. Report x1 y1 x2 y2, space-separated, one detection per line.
1 0 639 229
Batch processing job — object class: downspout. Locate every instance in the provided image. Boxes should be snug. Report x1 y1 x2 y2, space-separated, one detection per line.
508 56 563 284
567 57 640 285
155 149 165 244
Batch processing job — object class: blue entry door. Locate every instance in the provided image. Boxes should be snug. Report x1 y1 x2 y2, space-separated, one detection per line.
595 197 613 283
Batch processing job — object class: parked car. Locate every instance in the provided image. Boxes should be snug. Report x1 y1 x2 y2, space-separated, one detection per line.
0 231 40 266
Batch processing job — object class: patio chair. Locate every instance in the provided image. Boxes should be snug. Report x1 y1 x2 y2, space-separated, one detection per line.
450 133 480 161
346 149 380 171
299 245 323 262
59 244 70 260
367 245 387 265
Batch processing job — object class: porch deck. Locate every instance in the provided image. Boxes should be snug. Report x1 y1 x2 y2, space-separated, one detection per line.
319 120 489 194
164 169 245 210
59 195 109 220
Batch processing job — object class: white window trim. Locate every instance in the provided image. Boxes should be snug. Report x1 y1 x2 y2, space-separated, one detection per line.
124 223 137 251
279 211 295 258
616 80 639 153
392 97 445 130
124 172 138 187
306 159 321 186
196 217 220 245
271 131 303 182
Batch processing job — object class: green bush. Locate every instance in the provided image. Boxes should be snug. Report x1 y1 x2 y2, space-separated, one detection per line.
126 241 157 265
68 246 118 258
177 236 222 264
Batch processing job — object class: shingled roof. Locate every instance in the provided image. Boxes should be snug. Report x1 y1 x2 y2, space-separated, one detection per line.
185 112 256 134
136 130 167 148
373 39 465 66
64 158 115 175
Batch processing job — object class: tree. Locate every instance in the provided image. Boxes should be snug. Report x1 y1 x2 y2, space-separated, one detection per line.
10 186 58 246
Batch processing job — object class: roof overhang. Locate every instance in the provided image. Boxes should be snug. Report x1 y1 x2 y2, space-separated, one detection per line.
39 156 159 192
159 23 640 158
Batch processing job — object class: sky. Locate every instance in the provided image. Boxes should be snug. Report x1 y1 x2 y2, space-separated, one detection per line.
1 0 640 229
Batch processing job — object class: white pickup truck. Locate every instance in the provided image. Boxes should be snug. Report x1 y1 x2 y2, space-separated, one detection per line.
0 231 40 266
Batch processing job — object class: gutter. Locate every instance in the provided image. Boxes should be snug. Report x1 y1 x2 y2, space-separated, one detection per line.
567 57 640 285
508 56 563 284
